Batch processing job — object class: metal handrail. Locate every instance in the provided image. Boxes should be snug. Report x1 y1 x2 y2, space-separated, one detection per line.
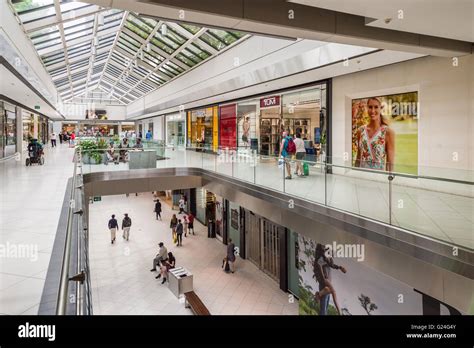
56 148 79 315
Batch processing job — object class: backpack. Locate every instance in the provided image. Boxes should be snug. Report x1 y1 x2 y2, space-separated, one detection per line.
286 137 296 154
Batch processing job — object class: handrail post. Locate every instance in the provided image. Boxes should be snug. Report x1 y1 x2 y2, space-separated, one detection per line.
324 162 328 206
388 174 394 225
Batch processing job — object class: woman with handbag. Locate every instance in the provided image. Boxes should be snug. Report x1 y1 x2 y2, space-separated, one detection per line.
170 214 178 242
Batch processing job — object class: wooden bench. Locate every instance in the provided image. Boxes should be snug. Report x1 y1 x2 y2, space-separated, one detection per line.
184 291 211 315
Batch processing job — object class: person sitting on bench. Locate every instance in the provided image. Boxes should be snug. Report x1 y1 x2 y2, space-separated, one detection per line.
150 242 167 272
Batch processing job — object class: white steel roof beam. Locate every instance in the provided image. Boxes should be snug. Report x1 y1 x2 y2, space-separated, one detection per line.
24 6 106 33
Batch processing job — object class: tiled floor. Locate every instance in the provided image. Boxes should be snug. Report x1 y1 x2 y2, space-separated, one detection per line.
84 148 474 249
0 144 75 315
88 193 298 315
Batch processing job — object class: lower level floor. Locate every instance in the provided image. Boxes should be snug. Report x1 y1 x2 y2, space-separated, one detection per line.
89 193 298 315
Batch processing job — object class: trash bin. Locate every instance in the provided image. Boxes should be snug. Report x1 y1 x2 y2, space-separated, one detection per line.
207 219 216 238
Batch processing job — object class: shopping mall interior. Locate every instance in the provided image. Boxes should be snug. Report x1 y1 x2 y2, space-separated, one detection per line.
0 0 473 333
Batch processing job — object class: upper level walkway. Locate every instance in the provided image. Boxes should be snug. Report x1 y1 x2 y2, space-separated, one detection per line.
81 146 473 251
0 145 74 314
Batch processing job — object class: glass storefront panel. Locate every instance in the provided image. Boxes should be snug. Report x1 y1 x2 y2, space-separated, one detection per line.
214 194 224 241
22 111 35 151
259 95 282 156
0 102 4 159
219 104 236 149
195 187 206 224
227 201 240 250
287 230 300 297
187 106 218 151
166 113 185 147
5 106 17 157
282 86 326 161
38 116 48 144
79 123 118 137
236 99 259 152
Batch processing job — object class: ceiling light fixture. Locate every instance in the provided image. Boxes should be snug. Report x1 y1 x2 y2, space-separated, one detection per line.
139 50 144 60
161 24 167 36
98 14 104 26
94 37 99 46
146 43 151 52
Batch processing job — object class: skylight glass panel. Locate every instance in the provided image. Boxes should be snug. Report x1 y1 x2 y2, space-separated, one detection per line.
179 23 201 34
207 29 238 45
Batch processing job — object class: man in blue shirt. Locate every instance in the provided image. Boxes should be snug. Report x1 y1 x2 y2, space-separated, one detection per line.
108 214 118 244
146 130 152 141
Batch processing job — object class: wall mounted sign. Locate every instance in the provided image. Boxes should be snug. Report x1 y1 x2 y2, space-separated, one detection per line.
260 95 280 108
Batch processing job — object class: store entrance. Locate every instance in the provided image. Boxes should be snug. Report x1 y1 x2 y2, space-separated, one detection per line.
244 210 281 281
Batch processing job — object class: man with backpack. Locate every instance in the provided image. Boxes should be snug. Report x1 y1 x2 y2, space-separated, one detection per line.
122 213 132 241
280 131 296 179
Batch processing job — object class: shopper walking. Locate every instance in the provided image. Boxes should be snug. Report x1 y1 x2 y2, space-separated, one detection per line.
51 132 57 147
188 213 195 235
227 238 236 273
178 195 185 214
121 213 132 241
279 131 295 179
150 242 168 273
108 214 118 244
170 214 178 240
176 219 184 246
70 132 76 145
294 132 306 177
183 215 189 237
59 132 63 144
146 130 152 141
154 199 162 220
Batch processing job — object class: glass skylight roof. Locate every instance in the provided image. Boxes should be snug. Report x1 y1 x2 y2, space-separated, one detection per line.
10 0 249 104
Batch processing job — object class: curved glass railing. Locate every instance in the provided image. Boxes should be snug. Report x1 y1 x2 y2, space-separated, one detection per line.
78 146 474 251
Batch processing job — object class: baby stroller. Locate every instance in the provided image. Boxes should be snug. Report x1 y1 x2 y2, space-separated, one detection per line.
26 141 44 166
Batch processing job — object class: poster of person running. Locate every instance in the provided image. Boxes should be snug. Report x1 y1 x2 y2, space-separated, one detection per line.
297 235 464 315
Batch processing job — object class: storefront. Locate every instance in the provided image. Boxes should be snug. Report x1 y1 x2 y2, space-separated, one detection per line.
0 102 4 159
166 112 185 147
227 201 241 251
62 123 77 134
219 104 237 149
259 95 282 156
22 111 34 144
2 101 17 158
227 82 330 158
242 208 287 287
282 86 327 161
120 122 135 136
236 99 259 152
187 106 218 152
79 123 118 137
38 115 48 144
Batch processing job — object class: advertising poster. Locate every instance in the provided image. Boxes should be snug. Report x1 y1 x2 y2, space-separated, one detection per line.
351 92 418 174
85 109 108 120
297 235 464 315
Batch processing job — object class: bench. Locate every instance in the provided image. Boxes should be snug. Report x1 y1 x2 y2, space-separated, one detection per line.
184 291 211 315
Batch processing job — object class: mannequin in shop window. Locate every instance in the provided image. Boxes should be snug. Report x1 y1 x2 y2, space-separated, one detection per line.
242 116 250 148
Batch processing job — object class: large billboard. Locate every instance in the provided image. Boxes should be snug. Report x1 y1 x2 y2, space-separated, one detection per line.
297 235 463 315
351 92 418 174
85 109 108 120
